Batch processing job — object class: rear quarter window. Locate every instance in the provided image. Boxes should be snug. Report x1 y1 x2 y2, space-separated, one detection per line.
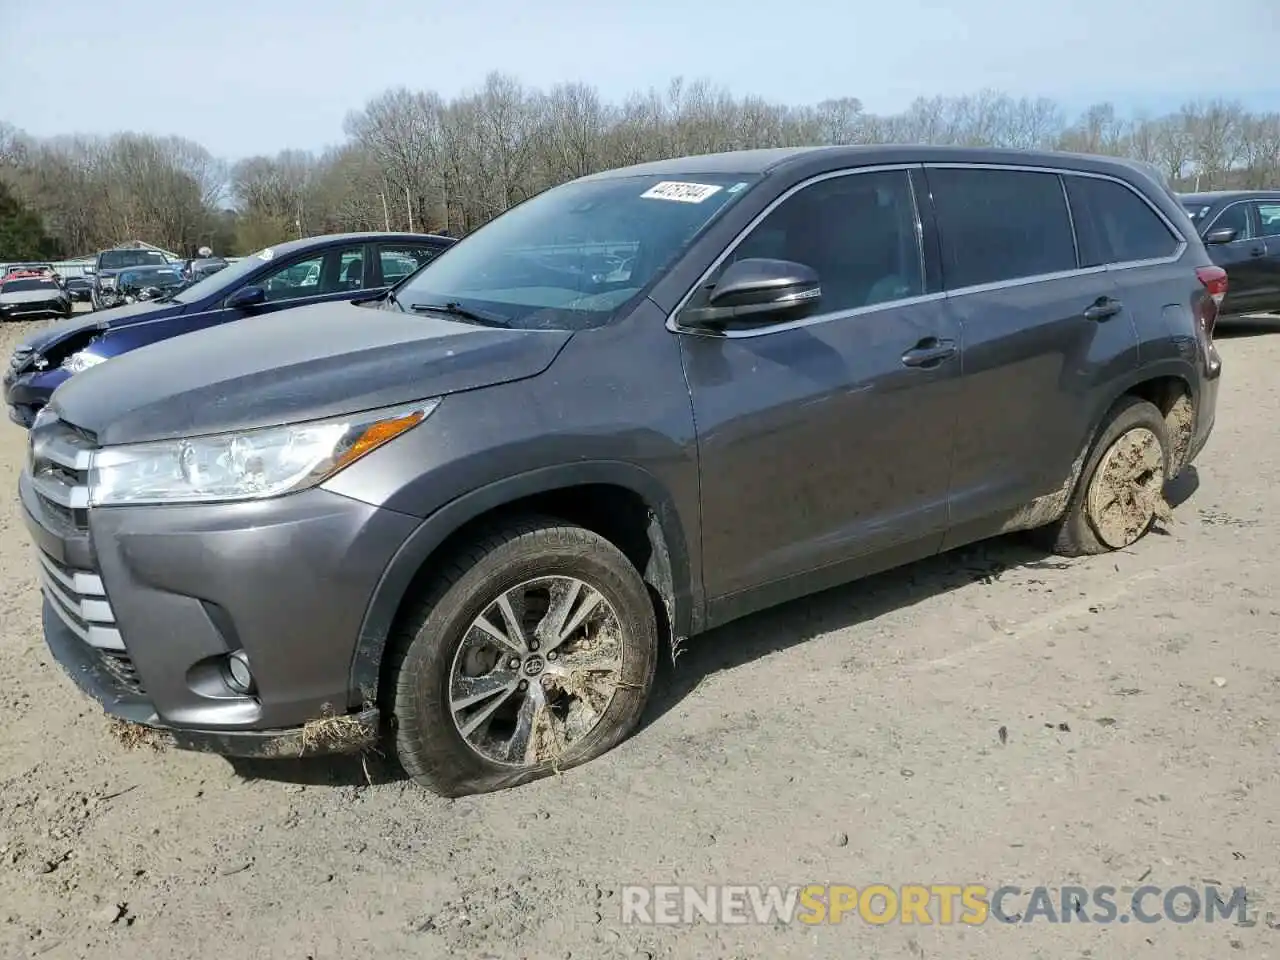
927 168 1077 289
1066 176 1181 267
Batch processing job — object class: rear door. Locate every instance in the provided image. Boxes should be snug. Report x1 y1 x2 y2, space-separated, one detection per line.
1201 201 1269 314
1254 199 1280 313
926 165 1139 548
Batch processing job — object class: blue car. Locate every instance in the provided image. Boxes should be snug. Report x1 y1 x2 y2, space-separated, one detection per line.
4 231 454 426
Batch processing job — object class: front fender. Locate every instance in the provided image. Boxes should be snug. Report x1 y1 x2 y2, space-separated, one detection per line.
348 460 697 704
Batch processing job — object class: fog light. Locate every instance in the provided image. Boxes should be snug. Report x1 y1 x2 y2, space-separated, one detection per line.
224 650 255 694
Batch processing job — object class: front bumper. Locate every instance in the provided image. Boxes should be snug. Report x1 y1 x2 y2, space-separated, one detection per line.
0 300 71 321
4 367 70 428
21 469 420 756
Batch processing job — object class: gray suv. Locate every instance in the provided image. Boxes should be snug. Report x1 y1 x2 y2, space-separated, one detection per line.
22 146 1223 797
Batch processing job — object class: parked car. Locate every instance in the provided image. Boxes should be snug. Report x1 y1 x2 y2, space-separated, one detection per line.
89 248 171 310
0 275 72 321
5 232 454 426
20 146 1221 797
63 276 93 302
181 256 229 282
115 264 186 302
1179 190 1280 316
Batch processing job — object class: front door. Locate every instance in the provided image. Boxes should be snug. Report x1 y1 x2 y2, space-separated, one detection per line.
1203 201 1270 315
677 167 962 612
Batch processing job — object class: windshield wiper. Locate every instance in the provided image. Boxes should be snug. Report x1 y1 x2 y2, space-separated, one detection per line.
410 301 509 327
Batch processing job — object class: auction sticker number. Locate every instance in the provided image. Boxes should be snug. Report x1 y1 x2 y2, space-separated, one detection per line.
640 181 723 203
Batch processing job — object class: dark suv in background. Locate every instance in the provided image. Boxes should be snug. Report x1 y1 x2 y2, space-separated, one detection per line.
5 231 454 426
90 248 171 310
22 146 1221 797
1181 191 1280 316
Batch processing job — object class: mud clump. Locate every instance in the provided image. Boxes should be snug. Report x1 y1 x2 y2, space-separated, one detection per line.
106 717 167 752
1165 393 1195 470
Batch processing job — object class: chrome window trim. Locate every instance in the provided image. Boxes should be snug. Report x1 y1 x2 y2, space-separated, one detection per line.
666 161 1189 341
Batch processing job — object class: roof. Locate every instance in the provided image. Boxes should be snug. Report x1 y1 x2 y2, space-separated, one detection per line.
577 144 1174 184
1178 190 1280 205
242 231 455 259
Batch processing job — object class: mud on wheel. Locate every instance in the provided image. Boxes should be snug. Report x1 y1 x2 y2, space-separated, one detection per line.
384 517 659 797
1048 395 1173 557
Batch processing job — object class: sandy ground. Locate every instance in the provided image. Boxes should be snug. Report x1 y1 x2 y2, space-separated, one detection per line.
0 311 1277 960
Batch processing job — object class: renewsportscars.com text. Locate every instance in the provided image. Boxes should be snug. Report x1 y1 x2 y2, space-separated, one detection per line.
621 884 1254 926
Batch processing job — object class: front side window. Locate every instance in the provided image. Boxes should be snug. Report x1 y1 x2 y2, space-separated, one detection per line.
1066 175 1181 267
258 245 365 302
1209 202 1255 241
689 169 924 316
394 173 758 331
928 168 1077 289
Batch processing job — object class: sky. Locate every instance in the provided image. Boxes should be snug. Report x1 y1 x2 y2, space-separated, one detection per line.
1 0 1277 159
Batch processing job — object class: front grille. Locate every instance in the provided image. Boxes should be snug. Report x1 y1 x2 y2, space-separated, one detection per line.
28 414 146 699
29 415 95 530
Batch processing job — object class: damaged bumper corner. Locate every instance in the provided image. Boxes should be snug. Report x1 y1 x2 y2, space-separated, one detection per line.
147 707 382 760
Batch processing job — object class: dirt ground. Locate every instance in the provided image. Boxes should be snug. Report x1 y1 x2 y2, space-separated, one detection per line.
0 313 1277 960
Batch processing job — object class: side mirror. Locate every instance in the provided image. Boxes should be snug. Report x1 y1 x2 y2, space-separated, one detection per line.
678 258 822 330
83 265 96 275
226 285 267 310
1205 226 1238 245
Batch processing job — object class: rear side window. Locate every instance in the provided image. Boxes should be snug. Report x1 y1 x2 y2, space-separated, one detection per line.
1066 176 1181 266
927 168 1076 289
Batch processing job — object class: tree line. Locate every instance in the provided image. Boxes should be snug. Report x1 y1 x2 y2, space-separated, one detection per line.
2 74 1278 260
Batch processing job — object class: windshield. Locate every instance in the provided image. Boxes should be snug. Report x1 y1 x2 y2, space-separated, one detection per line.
1181 202 1211 223
395 173 759 331
99 250 168 270
122 267 183 287
2 279 58 293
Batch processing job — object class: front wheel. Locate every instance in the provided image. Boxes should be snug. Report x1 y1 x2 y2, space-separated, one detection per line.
385 517 659 797
1047 396 1172 556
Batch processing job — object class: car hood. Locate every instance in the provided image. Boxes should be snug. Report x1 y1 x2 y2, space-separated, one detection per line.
0 290 66 304
50 300 574 446
18 299 174 353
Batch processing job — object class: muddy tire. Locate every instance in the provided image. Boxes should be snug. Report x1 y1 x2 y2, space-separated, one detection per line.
384 516 659 797
1047 396 1172 557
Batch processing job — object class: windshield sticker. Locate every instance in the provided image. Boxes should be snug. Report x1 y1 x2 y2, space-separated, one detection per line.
727 181 749 194
258 248 275 261
640 181 724 204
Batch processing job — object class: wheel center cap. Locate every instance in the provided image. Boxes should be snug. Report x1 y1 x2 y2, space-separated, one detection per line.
523 655 545 676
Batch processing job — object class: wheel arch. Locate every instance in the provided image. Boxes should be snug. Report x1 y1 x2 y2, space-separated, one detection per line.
348 461 698 706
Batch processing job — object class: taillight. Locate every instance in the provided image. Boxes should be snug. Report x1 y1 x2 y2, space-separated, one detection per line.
1195 265 1228 338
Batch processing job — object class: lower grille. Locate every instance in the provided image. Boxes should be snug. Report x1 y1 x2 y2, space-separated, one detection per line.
37 547 146 699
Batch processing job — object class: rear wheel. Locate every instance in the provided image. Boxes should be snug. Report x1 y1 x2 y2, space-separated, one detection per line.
385 517 659 797
1047 396 1171 556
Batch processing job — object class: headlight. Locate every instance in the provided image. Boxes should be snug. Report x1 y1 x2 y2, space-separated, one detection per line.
62 350 106 373
124 295 136 303
99 277 115 289
87 399 439 506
